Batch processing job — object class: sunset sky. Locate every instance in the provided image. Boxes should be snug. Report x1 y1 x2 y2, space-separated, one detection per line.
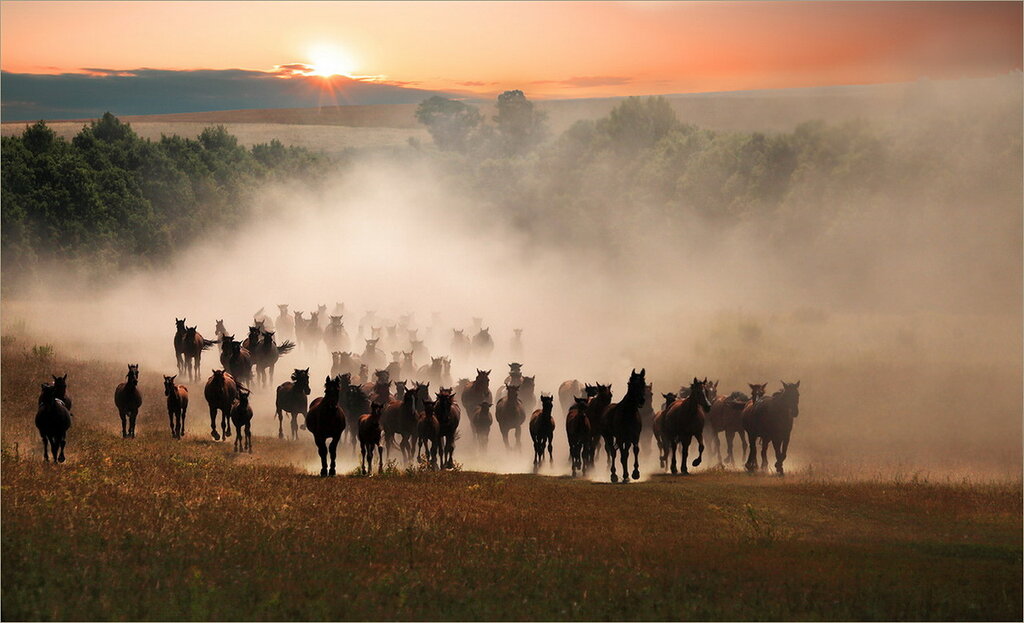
1 1 1021 119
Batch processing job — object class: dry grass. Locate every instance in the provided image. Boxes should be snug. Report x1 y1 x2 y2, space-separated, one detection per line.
2 339 1021 620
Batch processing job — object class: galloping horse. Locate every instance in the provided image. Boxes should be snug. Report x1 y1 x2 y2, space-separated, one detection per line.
306 376 346 477
182 326 216 382
416 399 440 467
358 402 385 474
584 384 613 468
204 369 237 441
174 318 187 376
495 383 525 449
707 388 750 466
51 373 72 412
254 330 295 387
470 401 493 450
382 388 418 462
114 364 143 438
565 396 591 477
230 387 253 453
528 394 555 470
461 369 492 415
36 383 72 463
662 378 712 474
275 368 310 440
163 375 189 439
744 381 800 474
604 369 646 483
652 392 677 468
558 379 583 415
435 388 461 469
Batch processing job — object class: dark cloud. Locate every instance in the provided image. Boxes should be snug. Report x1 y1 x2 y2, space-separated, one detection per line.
0 68 459 120
531 76 633 88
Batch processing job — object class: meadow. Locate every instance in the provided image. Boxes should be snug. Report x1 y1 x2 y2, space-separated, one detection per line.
2 336 1020 621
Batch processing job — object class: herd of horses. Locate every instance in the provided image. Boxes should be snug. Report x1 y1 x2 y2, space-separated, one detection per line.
33 307 801 482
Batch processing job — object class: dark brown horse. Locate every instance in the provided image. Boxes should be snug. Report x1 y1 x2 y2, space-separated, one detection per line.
416 399 439 467
114 364 143 438
652 392 677 468
230 387 253 453
358 402 385 474
324 315 350 352
342 382 371 449
37 383 72 462
662 378 712 474
558 379 582 414
182 326 216 382
254 330 295 387
565 396 591 477
226 340 254 387
275 368 310 440
495 383 525 450
604 369 646 483
470 400 493 449
163 375 189 439
50 373 72 412
461 369 492 414
744 381 800 474
174 318 187 376
382 388 418 462
435 388 461 469
584 384 613 468
707 387 750 466
528 394 555 470
306 376 346 477
204 369 237 441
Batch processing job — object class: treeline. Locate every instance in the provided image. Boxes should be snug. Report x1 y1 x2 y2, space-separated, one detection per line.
1 113 329 284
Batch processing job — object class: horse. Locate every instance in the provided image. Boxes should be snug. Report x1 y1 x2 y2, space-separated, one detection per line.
36 383 72 463
386 352 402 381
204 369 238 441
252 307 275 332
292 311 307 350
435 388 461 469
510 328 524 358
363 370 392 405
495 383 525 450
416 399 440 467
226 340 254 387
306 376 346 477
418 357 444 386
604 369 646 483
359 402 385 474
451 329 471 360
242 325 262 352
214 319 229 341
558 379 582 414
639 383 655 455
410 339 429 363
744 381 800 475
230 387 253 453
503 362 524 387
382 388 418 462
174 318 188 375
565 396 591 477
50 373 73 412
471 328 494 358
331 351 360 378
342 383 371 449
400 351 417 381
163 375 188 439
114 364 143 439
304 311 323 353
361 338 385 371
461 369 492 414
470 401 493 450
584 384 613 468
652 392 677 468
528 394 555 470
275 368 310 440
707 388 750 466
182 326 216 382
323 315 350 352
315 305 329 330
662 378 712 475
275 304 293 341
254 331 295 387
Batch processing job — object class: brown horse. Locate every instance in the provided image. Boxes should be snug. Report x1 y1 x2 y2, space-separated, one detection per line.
254 330 295 387
584 384 613 468
382 388 418 462
114 364 143 438
662 378 712 474
275 368 310 440
163 375 189 439
471 328 494 358
306 376 346 477
324 315 350 352
36 383 72 462
744 381 800 474
558 379 582 414
416 399 440 467
204 369 237 441
174 318 187 376
359 402 385 474
707 388 750 466
461 369 492 414
342 382 371 449
435 388 461 469
230 387 253 453
49 373 73 412
470 400 493 449
604 368 646 483
331 351 360 378
495 383 525 449
226 340 254 387
418 356 444 386
565 396 591 477
528 394 555 470
275 304 293 341
652 392 677 468
451 329 471 360
361 338 385 371
182 326 216 382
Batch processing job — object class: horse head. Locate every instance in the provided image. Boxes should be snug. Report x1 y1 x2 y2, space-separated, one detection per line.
175 318 186 333
690 377 711 410
780 380 801 417
748 383 768 403
293 368 311 394
163 375 176 396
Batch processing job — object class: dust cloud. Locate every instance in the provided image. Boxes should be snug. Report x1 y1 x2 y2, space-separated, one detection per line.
4 75 1021 480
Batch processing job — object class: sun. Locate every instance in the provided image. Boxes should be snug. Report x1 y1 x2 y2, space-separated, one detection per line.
307 44 357 78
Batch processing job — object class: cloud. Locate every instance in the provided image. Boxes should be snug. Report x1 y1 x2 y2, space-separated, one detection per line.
530 76 633 88
455 80 498 87
0 68 460 120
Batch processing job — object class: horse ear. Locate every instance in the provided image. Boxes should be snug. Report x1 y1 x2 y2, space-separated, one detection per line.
326 376 331 384
693 377 699 384
641 368 646 375
795 380 800 388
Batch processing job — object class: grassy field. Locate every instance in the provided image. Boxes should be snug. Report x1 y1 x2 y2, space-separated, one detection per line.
2 339 1021 621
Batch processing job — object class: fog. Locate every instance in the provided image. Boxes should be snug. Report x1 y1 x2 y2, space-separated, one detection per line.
4 76 1021 479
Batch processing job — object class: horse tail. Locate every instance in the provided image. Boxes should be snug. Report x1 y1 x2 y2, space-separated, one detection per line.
277 341 296 355
202 338 217 350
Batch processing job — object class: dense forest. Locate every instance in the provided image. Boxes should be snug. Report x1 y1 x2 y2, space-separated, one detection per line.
1 113 328 286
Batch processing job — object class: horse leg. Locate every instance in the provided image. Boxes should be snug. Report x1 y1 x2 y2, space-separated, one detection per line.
377 444 383 474
669 438 678 474
327 436 338 476
712 430 722 466
744 433 757 472
607 437 618 483
168 409 175 438
57 435 66 463
618 441 629 483
631 441 640 481
360 443 367 474
772 437 784 475
315 437 328 477
501 427 509 449
276 408 284 439
760 438 769 471
209 406 220 440
724 430 735 465
291 413 299 441
246 424 252 453
180 405 187 439
222 409 231 438
41 435 50 462
234 428 241 452
120 409 127 438
269 362 275 387
547 435 553 464
515 426 522 450
693 432 704 467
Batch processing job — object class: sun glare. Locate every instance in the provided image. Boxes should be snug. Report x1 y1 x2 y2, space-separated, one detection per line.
307 44 356 78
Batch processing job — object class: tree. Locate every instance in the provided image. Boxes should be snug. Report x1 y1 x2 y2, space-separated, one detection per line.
598 96 680 153
415 96 482 152
493 90 548 156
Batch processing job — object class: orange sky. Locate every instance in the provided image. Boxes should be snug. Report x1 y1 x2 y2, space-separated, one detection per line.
1 1 1020 98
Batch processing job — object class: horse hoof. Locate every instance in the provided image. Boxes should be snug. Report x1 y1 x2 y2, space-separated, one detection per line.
211 431 220 441
320 469 328 477
631 469 640 480
300 425 307 431
58 455 65 463
693 458 702 467
611 473 619 483
329 468 336 477
278 432 283 440
224 430 232 438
